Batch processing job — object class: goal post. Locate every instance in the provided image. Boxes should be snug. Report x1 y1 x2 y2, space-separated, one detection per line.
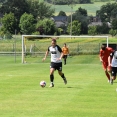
21 35 109 64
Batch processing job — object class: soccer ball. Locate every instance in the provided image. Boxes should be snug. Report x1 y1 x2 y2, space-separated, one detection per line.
40 81 46 87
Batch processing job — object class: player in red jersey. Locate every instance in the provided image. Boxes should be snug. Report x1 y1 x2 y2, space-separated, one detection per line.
99 44 113 82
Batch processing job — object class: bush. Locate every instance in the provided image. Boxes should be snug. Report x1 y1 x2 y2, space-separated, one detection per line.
109 29 117 37
4 31 12 39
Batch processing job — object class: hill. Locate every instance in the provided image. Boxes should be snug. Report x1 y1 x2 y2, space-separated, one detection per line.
51 1 115 16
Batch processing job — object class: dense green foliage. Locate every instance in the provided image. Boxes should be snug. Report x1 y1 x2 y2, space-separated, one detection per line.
88 26 97 35
58 11 67 16
1 12 17 33
0 0 55 35
68 7 89 34
36 19 57 35
96 2 117 22
0 0 117 36
0 0 29 32
111 19 117 30
28 1 54 20
45 0 91 5
19 13 35 34
67 20 81 35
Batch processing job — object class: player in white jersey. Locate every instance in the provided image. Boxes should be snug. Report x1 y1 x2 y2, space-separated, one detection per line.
42 39 67 87
108 50 117 84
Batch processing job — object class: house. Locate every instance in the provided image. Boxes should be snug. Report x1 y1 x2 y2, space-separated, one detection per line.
51 16 68 33
88 22 103 27
88 16 103 27
88 16 112 28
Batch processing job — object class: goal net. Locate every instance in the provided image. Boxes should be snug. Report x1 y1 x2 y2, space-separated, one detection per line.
22 35 109 63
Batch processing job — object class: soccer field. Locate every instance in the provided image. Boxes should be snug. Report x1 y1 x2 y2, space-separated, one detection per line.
0 55 117 117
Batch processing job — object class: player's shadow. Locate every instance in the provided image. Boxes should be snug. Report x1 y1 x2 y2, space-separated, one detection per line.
67 86 74 88
58 86 82 89
67 86 82 89
113 81 117 84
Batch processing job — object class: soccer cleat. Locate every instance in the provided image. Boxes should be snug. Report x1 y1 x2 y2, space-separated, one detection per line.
49 83 54 88
110 78 113 85
108 80 110 83
63 78 67 85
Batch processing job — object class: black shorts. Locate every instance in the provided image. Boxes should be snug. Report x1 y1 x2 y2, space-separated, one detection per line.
111 67 117 76
63 55 67 59
50 62 62 71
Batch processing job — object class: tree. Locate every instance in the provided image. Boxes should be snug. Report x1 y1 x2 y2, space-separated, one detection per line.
0 0 29 32
19 13 35 34
0 0 7 3
67 20 81 35
68 7 89 34
68 7 88 23
109 18 117 36
96 23 110 34
111 18 117 30
109 29 117 37
45 0 91 4
0 0 29 20
36 19 56 35
58 11 66 16
88 26 97 35
96 3 117 22
1 12 17 34
27 1 55 20
77 7 87 16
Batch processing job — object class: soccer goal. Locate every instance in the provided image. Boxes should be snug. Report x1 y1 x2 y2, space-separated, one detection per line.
21 35 109 63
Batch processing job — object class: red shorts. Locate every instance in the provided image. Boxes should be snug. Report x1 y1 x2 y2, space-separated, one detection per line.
102 62 108 70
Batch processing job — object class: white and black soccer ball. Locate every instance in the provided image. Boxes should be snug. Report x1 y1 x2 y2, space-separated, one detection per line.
40 81 46 87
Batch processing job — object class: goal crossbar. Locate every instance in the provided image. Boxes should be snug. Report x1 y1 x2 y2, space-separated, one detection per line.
22 35 109 63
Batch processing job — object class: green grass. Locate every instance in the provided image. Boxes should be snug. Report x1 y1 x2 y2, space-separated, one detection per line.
0 55 117 117
52 1 115 16
1 36 116 53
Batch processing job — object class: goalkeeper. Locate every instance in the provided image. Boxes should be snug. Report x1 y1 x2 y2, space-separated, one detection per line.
62 43 69 65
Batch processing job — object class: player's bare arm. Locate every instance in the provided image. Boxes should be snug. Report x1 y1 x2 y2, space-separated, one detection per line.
56 52 63 61
108 56 111 66
42 51 49 61
100 56 103 62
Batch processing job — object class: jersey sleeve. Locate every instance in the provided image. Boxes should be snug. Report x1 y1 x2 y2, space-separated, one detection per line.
57 45 62 53
48 46 50 52
110 51 114 58
109 47 113 53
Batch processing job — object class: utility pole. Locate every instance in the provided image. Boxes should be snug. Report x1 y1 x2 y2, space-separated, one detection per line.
14 29 16 63
68 0 75 36
70 5 73 36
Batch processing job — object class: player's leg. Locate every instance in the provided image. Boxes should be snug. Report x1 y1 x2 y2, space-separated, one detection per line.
63 55 66 65
64 55 67 65
58 71 67 84
57 62 67 84
102 62 110 82
110 67 116 85
49 63 55 87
